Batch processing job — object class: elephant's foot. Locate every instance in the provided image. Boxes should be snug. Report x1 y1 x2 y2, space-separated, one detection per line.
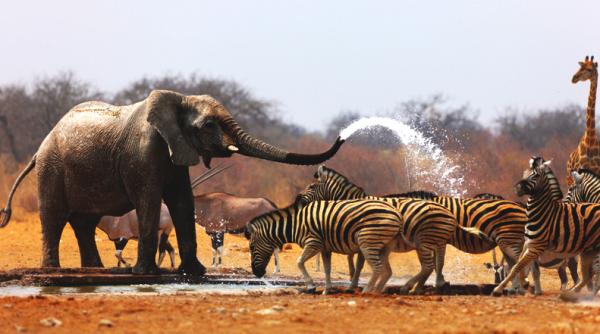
133 261 160 275
41 256 61 268
178 258 206 277
81 254 103 268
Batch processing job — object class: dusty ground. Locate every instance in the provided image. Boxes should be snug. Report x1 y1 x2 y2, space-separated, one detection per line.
0 212 599 333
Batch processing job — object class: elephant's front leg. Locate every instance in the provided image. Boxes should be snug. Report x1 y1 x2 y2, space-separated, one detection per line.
132 198 161 275
163 167 206 276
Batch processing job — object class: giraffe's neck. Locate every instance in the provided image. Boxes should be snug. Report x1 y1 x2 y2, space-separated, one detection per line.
584 75 598 143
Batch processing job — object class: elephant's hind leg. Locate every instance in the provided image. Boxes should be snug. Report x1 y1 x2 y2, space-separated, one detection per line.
40 210 68 267
69 214 103 268
38 163 68 268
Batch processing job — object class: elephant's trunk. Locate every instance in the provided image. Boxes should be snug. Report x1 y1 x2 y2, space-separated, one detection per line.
222 117 345 165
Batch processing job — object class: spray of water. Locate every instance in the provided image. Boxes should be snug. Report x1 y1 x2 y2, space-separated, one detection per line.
340 117 466 196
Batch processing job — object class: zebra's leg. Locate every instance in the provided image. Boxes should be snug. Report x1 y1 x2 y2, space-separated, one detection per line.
557 262 568 290
400 246 435 295
348 252 365 291
296 243 322 293
572 251 599 292
359 247 384 294
531 261 542 295
321 251 334 295
374 246 394 293
434 246 448 289
315 255 321 272
587 259 595 291
492 247 538 296
568 256 581 287
498 244 525 294
347 254 356 280
272 248 280 274
411 246 436 295
593 256 600 296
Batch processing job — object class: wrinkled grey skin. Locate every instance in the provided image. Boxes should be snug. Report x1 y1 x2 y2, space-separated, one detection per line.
0 90 345 275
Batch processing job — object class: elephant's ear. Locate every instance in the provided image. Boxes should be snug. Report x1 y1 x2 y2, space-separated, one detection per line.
146 90 199 166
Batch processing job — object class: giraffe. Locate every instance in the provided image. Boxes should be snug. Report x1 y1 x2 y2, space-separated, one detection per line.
566 55 600 185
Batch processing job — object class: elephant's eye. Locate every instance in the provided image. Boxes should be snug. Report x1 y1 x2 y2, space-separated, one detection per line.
203 120 217 130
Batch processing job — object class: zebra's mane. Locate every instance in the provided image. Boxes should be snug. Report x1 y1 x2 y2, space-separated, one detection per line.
473 193 505 200
381 190 438 199
320 167 367 196
576 168 600 179
541 165 564 201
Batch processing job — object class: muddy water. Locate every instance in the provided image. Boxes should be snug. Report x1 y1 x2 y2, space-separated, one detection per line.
0 283 292 297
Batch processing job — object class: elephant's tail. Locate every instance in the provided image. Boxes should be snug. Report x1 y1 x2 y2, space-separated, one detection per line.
0 154 36 228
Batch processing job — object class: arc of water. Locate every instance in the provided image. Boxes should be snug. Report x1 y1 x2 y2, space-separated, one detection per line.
339 117 466 196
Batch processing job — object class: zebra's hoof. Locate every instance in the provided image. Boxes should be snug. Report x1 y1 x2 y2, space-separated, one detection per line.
491 288 503 297
398 287 410 295
303 287 317 294
322 288 338 295
435 282 451 294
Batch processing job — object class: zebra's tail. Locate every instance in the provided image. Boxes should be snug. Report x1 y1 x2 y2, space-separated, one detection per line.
458 225 491 241
0 154 36 228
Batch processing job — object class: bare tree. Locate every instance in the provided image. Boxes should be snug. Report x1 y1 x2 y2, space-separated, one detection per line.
496 105 584 151
32 72 103 135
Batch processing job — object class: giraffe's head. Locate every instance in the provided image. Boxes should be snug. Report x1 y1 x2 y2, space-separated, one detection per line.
572 55 598 84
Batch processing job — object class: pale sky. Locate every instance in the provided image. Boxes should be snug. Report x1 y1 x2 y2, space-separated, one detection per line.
1 1 599 131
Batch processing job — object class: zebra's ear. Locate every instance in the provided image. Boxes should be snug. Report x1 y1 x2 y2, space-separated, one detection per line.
542 159 552 167
572 171 583 184
317 165 326 178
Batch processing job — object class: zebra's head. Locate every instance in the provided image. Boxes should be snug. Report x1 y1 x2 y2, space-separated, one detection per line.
515 156 552 196
246 220 277 278
297 165 366 203
565 170 587 203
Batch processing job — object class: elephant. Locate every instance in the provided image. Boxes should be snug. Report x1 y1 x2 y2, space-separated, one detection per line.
0 90 345 275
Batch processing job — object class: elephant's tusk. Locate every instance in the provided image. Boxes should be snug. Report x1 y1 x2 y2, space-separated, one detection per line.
227 145 239 152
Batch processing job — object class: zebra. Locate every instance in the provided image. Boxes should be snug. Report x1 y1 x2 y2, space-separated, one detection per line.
246 198 403 294
472 193 580 290
382 190 531 293
567 169 600 203
565 169 600 291
298 166 468 294
492 157 600 296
